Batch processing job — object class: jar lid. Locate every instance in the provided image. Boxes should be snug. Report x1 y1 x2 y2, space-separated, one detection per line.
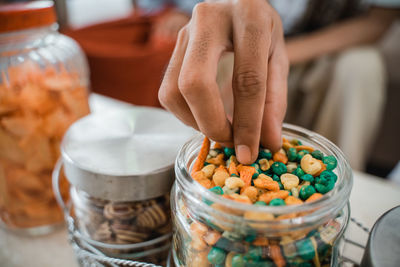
61 107 195 201
361 206 400 267
0 1 56 34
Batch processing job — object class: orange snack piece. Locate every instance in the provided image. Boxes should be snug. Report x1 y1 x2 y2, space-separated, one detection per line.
259 190 290 204
191 137 210 176
273 152 288 164
0 62 89 229
239 166 256 187
306 193 324 203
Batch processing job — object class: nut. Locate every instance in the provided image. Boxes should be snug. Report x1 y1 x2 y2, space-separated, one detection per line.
241 186 258 202
225 177 245 189
300 154 322 175
258 158 270 171
286 162 298 173
290 187 299 198
280 173 299 190
244 210 274 229
212 170 230 187
201 164 216 179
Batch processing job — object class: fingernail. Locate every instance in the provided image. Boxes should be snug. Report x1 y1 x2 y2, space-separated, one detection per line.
236 145 252 164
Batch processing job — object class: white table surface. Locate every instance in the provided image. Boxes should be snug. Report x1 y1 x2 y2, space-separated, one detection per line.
1 94 399 267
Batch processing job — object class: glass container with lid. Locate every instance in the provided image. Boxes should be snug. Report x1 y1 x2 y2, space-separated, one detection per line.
57 108 194 266
171 124 353 267
0 1 90 234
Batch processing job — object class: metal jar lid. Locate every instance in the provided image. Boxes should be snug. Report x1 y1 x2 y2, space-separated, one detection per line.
61 107 195 202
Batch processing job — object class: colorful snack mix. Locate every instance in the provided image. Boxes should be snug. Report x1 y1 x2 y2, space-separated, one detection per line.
195 137 337 205
177 136 342 267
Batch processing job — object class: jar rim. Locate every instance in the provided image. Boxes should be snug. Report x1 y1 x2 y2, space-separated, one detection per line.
175 123 353 228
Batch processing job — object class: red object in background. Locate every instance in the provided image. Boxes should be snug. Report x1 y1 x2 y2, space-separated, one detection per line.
66 14 175 107
0 1 56 33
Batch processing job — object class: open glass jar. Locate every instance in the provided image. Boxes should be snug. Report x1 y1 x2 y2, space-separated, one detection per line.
0 1 90 233
172 124 353 267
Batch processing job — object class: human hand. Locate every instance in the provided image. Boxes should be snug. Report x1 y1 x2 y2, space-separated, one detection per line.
152 9 190 43
158 0 288 164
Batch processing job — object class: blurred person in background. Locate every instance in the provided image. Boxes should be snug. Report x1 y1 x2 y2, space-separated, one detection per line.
158 0 400 170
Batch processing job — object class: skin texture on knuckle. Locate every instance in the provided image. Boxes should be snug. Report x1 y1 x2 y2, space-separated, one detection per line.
233 69 264 99
177 75 213 98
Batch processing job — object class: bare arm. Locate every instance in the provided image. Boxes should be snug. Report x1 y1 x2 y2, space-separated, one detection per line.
286 7 400 65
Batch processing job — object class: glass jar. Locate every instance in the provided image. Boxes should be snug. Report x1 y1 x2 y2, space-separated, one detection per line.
172 124 353 267
0 1 90 233
57 108 195 266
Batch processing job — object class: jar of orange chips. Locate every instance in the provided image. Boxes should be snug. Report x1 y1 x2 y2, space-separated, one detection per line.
0 1 90 234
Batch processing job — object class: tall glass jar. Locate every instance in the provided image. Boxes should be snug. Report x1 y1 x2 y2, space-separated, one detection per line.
172 124 353 267
0 1 90 234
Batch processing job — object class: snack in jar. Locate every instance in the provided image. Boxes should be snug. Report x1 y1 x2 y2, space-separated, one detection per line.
171 124 353 267
0 1 90 233
57 108 194 265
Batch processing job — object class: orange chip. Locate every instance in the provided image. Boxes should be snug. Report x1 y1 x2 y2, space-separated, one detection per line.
19 132 54 172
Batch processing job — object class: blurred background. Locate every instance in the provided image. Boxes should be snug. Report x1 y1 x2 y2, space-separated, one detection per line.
1 0 399 180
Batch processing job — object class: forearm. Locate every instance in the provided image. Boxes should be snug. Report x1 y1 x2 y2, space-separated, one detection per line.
286 7 400 65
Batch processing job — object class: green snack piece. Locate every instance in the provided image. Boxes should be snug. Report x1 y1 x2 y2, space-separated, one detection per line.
292 167 305 178
263 168 273 176
224 147 235 158
323 155 337 171
231 173 239 177
210 186 224 195
278 181 284 190
258 149 272 160
315 182 334 194
232 254 246 267
244 246 262 261
254 201 267 206
244 231 257 243
269 198 286 206
272 174 280 182
318 170 338 184
300 185 316 200
207 247 227 264
205 186 223 205
301 174 314 183
311 150 324 160
296 238 315 260
287 147 298 161
271 162 287 176
287 189 292 196
297 150 310 162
